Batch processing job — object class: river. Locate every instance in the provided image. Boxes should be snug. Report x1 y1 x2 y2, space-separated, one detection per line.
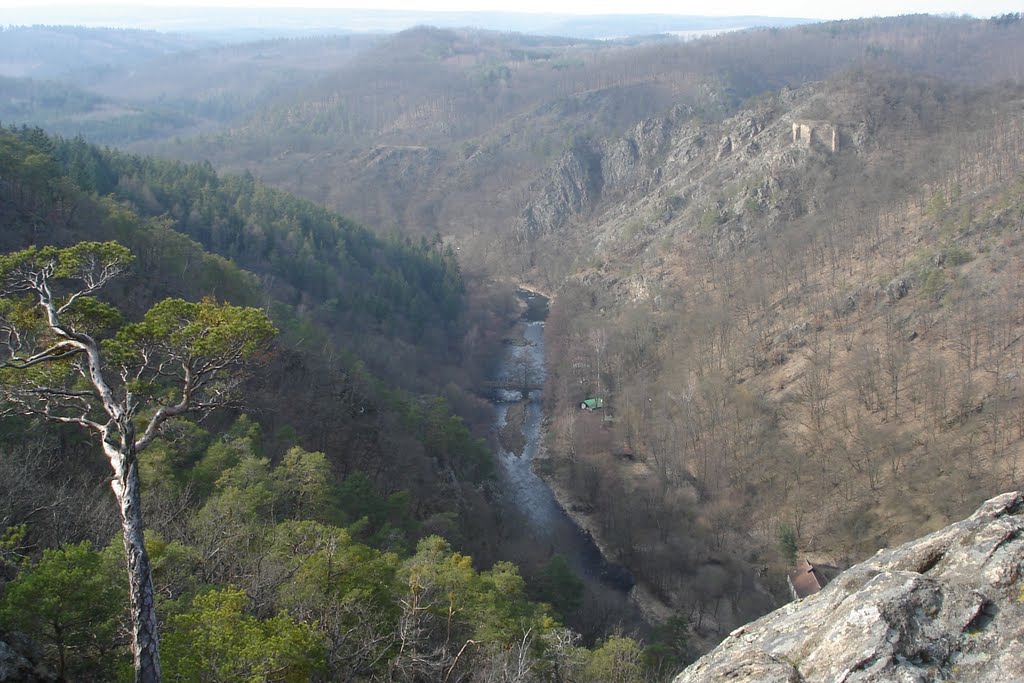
490 289 636 596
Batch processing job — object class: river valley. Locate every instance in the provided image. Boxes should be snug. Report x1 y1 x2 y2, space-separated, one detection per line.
489 289 644 636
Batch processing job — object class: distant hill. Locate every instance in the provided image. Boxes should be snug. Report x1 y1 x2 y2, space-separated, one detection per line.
0 25 209 79
0 28 381 144
150 16 1024 269
1 7 812 41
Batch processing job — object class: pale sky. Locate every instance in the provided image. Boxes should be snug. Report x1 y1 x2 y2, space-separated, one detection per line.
1 0 1021 21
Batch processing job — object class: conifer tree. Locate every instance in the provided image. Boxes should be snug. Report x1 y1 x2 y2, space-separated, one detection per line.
0 242 276 682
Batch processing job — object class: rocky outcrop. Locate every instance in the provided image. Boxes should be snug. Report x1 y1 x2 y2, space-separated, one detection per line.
0 633 54 682
515 112 682 241
514 94 795 247
674 491 1024 683
515 139 604 241
358 145 445 191
885 275 913 302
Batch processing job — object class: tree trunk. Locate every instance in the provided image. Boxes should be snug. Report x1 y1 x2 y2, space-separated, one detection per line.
113 447 162 683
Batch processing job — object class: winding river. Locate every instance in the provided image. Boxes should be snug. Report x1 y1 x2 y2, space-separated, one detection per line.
490 289 635 593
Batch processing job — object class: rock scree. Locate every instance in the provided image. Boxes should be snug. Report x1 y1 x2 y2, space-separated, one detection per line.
674 491 1024 683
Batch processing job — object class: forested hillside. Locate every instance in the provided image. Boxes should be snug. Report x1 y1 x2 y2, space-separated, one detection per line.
53 139 468 390
0 26 209 80
534 68 1024 637
145 16 1024 277
0 27 380 145
0 127 686 681
0 121 512 534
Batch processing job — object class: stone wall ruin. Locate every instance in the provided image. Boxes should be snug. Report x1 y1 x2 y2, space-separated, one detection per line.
791 120 838 152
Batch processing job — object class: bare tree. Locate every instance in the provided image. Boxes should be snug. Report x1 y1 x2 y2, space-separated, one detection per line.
883 311 911 418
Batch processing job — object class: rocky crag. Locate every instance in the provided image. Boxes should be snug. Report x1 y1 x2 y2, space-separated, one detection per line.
0 632 53 682
674 491 1024 683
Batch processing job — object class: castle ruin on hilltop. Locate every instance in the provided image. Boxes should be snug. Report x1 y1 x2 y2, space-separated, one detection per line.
792 120 838 152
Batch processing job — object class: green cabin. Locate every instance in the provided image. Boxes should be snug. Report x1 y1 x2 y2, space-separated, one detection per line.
580 397 604 410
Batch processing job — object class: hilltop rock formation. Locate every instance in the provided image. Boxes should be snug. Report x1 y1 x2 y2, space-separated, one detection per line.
674 491 1024 683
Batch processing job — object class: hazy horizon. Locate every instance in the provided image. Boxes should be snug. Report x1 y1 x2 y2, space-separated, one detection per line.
2 2 1021 40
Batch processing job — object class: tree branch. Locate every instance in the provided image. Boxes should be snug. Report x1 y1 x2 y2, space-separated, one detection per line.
9 401 107 435
1 342 84 369
134 364 195 452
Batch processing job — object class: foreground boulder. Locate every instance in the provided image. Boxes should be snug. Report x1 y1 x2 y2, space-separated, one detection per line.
675 491 1024 683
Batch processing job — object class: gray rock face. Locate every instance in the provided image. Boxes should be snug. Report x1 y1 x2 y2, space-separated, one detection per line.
516 140 604 240
674 492 1024 683
514 112 681 241
0 633 54 682
885 276 913 302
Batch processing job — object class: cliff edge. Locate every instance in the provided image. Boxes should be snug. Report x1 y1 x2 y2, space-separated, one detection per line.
674 491 1024 683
